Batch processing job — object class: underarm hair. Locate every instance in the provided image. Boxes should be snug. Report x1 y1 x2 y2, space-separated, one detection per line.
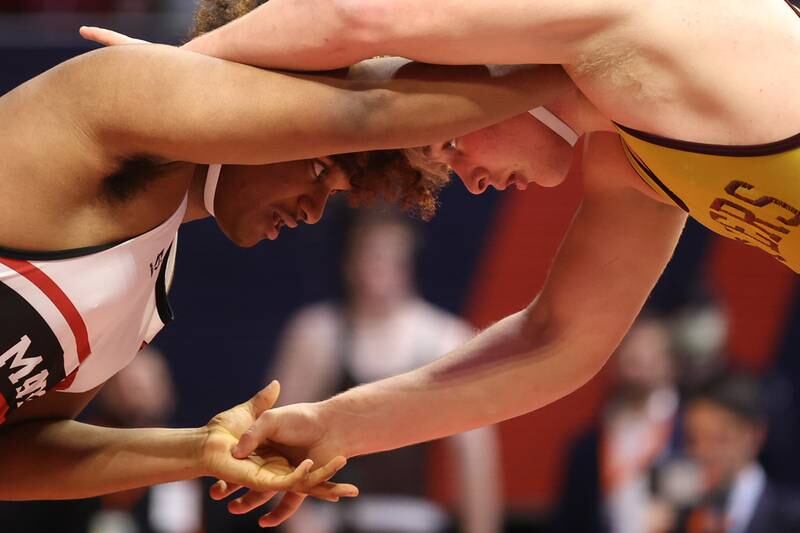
103 155 172 203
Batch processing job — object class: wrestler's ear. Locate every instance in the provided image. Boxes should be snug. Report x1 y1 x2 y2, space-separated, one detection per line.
79 26 151 47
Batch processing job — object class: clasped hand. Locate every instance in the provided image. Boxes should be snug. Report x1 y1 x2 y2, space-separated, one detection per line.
200 381 355 527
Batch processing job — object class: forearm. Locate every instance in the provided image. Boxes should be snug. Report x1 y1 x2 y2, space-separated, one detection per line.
321 306 611 458
183 0 373 70
340 63 571 151
0 418 206 500
182 0 602 69
75 46 569 165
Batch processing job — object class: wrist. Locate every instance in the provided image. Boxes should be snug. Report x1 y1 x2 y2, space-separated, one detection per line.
316 397 359 459
109 426 209 487
186 425 214 478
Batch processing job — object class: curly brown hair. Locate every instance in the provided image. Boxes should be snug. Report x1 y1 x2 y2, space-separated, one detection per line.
191 0 451 220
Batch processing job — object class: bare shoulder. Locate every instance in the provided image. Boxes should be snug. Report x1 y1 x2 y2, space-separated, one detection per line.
0 46 189 196
290 302 341 328
8 45 220 156
284 303 343 346
0 51 117 249
0 50 112 183
0 47 197 250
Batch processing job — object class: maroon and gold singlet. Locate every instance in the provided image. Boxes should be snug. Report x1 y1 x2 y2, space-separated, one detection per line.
616 124 800 273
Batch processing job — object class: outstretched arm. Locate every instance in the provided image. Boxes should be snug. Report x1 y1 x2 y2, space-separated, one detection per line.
180 0 630 69
19 44 570 172
232 132 687 461
0 382 350 506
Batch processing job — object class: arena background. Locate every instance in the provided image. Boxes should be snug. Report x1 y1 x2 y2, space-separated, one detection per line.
2 1 800 526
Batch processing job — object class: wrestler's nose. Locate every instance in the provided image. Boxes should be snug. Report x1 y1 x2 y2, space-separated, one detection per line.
459 167 490 195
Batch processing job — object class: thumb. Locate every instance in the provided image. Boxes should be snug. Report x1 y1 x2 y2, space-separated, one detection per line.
233 410 280 459
247 380 281 417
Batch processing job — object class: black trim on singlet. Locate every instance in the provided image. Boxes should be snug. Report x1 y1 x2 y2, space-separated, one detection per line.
0 236 130 262
788 0 800 18
154 244 174 326
615 122 800 158
620 138 690 213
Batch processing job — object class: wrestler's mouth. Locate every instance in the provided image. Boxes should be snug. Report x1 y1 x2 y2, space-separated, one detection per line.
266 210 298 241
500 173 529 191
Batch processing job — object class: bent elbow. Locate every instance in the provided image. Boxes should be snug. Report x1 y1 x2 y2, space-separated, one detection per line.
345 87 410 149
521 303 618 386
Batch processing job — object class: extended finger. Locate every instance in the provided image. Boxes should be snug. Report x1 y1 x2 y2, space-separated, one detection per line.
246 457 314 492
307 481 359 501
258 492 307 528
210 480 242 501
228 490 278 515
272 458 314 489
301 456 347 488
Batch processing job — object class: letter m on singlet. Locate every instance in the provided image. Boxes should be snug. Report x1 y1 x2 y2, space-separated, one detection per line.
0 336 43 385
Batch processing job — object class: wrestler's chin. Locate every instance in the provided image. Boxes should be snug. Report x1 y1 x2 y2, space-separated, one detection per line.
533 166 571 188
215 221 263 248
232 233 263 248
536 175 567 188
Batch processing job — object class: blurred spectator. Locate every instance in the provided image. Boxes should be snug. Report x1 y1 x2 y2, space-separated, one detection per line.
550 315 682 533
0 346 202 533
268 207 502 533
670 297 728 392
671 373 800 533
92 344 176 427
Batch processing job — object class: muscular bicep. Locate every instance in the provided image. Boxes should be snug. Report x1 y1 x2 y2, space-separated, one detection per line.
529 133 687 352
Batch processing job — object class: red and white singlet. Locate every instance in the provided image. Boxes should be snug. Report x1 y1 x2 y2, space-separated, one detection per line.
0 197 187 423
